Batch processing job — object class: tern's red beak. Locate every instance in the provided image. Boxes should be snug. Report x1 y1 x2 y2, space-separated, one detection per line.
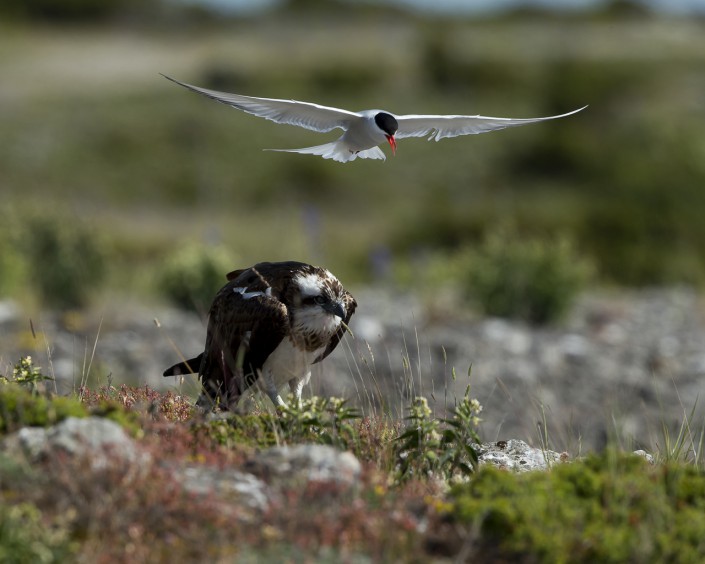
386 135 397 156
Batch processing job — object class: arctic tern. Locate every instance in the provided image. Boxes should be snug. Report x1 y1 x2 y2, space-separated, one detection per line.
162 74 586 164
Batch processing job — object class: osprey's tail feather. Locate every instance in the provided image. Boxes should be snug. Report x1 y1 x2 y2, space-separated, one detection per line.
163 353 203 376
265 142 386 163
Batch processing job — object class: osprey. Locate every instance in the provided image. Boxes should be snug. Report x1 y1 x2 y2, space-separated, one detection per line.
163 261 356 410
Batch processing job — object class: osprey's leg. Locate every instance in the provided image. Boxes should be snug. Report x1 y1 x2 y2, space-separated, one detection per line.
288 378 305 407
261 369 286 408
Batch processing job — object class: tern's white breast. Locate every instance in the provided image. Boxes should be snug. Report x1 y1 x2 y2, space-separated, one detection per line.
342 114 388 151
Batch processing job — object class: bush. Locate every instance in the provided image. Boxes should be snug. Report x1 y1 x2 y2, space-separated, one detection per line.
395 390 482 483
195 395 362 452
21 214 106 310
2 356 53 396
0 502 76 563
0 385 88 434
0 226 24 298
459 228 591 324
0 0 150 22
445 450 705 562
158 244 234 312
0 358 145 434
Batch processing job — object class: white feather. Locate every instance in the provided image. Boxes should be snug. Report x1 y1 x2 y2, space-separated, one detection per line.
294 272 325 296
161 74 357 133
394 107 588 141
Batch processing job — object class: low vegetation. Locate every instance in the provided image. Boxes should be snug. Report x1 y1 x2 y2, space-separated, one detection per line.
398 227 591 324
159 242 236 313
0 357 704 562
445 453 705 562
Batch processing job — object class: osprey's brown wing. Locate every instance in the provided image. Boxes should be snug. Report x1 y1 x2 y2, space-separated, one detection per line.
314 291 357 364
166 263 297 378
199 275 289 403
226 260 315 287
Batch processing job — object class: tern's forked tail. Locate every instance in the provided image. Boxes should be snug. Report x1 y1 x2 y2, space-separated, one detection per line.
265 142 386 163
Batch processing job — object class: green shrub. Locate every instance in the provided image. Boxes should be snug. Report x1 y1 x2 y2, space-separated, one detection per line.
446 450 705 562
0 502 76 563
395 388 482 483
3 356 53 396
277 396 361 451
21 214 106 310
0 358 141 434
0 358 85 433
159 243 234 312
0 0 150 22
195 395 362 452
459 228 591 324
0 385 88 434
0 226 24 298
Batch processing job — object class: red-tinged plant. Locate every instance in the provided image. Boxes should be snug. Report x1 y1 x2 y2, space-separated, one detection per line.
79 384 194 422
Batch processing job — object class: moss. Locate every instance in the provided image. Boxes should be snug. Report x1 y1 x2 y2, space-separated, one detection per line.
446 451 705 562
0 386 143 436
0 386 88 434
194 415 280 450
88 399 143 437
0 502 76 563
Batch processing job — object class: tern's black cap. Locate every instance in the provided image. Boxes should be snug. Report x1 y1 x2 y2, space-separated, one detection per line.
375 112 398 136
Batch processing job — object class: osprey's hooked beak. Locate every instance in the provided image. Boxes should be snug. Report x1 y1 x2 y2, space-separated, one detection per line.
386 135 397 156
322 300 346 320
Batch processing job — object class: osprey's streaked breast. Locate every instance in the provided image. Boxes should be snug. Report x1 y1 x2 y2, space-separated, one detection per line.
163 261 356 410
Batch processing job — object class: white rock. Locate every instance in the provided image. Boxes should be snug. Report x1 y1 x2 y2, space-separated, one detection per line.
633 449 655 464
2 416 148 470
246 444 361 487
176 465 269 511
475 439 565 472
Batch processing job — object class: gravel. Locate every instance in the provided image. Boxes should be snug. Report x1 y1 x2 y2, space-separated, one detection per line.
2 286 704 452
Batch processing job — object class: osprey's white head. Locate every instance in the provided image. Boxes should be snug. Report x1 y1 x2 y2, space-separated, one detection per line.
291 270 348 337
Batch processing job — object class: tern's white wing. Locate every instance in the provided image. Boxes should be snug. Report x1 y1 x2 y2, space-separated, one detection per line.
395 106 587 141
162 74 359 133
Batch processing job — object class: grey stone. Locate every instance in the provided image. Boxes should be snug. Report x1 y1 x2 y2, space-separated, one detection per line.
2 416 148 470
9 427 49 460
0 300 20 326
632 449 655 464
245 444 361 487
48 417 142 462
475 439 566 472
175 465 269 511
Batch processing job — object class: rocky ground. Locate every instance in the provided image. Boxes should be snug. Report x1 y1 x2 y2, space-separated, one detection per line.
0 417 568 517
2 286 704 453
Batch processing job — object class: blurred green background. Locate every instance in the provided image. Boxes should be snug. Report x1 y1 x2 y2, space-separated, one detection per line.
1 0 705 312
